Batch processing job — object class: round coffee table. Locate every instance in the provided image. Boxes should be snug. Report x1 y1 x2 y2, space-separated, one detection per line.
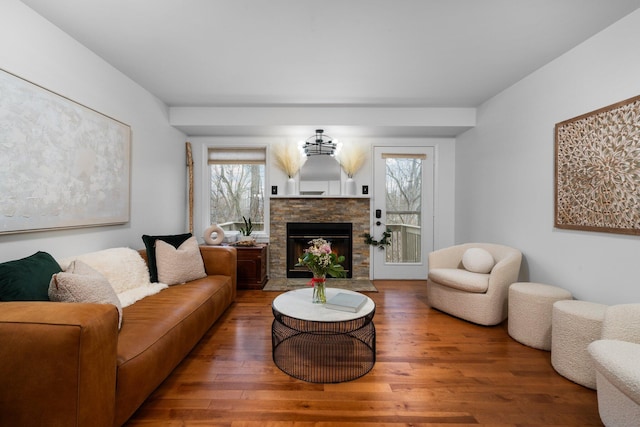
271 287 376 383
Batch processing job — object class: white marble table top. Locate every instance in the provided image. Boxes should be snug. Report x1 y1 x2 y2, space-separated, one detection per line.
272 287 375 322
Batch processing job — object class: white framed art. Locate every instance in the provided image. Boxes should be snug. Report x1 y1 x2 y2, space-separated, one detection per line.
0 68 131 234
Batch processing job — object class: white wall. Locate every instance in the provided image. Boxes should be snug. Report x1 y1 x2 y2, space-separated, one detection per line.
0 0 187 262
456 9 640 304
188 136 455 252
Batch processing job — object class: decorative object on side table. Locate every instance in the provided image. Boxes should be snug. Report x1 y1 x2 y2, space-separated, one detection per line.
296 238 346 303
203 224 225 245
238 216 255 244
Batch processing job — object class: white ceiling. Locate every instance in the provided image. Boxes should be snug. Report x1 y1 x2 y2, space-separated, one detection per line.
19 0 640 136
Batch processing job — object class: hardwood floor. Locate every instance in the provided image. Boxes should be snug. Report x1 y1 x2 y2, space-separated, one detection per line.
125 280 603 426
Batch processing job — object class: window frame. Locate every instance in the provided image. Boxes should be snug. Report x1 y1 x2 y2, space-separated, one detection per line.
206 145 270 237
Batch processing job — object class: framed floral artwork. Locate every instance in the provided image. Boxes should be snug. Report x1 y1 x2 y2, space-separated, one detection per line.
0 68 131 234
555 94 640 235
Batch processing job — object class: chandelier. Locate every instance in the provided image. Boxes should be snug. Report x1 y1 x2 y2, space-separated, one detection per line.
300 129 340 156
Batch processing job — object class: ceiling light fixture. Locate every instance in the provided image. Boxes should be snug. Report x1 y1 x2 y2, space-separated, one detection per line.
299 129 340 156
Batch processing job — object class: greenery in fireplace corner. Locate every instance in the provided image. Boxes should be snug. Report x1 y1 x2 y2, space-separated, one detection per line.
362 228 392 250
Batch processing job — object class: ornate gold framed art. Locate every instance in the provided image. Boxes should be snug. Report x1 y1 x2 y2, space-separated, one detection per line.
555 95 640 235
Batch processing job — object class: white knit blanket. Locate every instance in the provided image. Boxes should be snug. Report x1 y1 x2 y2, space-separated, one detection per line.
59 247 168 307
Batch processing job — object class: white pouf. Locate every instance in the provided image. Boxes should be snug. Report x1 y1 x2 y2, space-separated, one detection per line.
508 282 573 350
551 300 607 389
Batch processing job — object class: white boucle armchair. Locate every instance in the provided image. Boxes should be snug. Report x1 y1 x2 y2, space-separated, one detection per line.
588 304 640 427
427 243 522 326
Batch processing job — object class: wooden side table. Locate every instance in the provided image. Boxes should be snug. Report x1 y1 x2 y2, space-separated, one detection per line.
235 244 268 289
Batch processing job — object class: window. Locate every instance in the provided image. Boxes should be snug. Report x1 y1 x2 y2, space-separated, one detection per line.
383 153 424 263
208 147 266 232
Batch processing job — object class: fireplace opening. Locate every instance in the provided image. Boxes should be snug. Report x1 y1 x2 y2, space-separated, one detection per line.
286 222 353 278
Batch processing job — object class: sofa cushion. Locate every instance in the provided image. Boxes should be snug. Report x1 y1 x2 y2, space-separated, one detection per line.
462 247 495 273
142 233 192 282
49 260 123 329
0 252 62 301
114 275 234 426
428 268 490 293
61 248 167 308
155 236 207 285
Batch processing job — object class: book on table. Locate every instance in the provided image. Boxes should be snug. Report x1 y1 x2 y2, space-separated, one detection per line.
325 292 367 313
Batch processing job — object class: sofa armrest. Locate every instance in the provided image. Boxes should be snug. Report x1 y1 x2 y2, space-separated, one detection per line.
428 245 466 270
589 339 640 405
0 302 118 427
487 251 522 291
199 245 237 288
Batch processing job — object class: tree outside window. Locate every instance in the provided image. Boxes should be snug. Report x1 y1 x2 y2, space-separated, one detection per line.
385 156 422 262
209 148 265 232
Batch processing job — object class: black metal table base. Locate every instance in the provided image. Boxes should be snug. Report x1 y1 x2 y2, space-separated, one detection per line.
272 308 376 383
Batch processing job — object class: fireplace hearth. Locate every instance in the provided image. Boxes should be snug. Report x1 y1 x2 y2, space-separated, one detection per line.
286 222 353 278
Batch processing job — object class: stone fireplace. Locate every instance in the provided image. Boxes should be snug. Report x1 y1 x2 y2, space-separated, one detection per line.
269 197 370 280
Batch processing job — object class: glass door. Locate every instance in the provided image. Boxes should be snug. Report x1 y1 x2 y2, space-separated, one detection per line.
372 146 434 279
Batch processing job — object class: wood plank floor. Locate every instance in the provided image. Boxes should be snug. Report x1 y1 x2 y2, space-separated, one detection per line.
125 280 603 426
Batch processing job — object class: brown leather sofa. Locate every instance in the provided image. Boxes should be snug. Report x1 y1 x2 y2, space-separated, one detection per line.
0 245 236 427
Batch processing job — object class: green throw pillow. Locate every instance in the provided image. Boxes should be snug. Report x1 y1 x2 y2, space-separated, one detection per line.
142 233 192 283
0 251 62 301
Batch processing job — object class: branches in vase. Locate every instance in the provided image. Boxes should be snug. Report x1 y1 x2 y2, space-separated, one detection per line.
336 142 367 178
272 141 306 178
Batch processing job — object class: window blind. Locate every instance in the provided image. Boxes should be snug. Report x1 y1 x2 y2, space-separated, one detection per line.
380 153 427 160
207 147 266 165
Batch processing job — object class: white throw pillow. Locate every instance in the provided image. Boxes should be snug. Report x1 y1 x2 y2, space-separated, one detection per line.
48 260 123 329
462 247 495 274
62 247 152 294
155 236 207 285
59 248 168 308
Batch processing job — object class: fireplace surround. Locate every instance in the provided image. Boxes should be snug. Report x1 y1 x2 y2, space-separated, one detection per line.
269 197 370 280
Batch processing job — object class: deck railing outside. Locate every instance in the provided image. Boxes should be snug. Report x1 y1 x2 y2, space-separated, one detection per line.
386 223 421 263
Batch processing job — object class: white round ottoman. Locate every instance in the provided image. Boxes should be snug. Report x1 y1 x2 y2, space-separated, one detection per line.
508 282 573 350
551 300 607 389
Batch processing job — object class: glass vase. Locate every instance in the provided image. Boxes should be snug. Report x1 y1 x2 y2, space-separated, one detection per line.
312 274 327 304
